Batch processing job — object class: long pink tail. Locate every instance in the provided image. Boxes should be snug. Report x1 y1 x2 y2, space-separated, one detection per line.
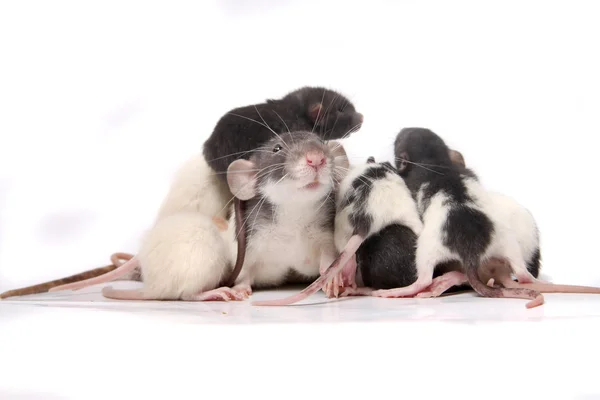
49 257 140 292
252 235 364 306
506 280 600 294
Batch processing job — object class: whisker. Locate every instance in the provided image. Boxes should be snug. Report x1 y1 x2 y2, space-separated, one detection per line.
253 106 290 151
394 157 446 175
311 89 327 135
228 112 288 150
216 164 286 217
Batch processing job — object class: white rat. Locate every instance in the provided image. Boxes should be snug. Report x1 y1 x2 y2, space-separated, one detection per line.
48 131 348 300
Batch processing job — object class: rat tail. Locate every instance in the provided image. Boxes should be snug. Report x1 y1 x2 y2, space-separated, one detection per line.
49 256 141 293
252 235 364 306
0 253 136 300
464 259 544 309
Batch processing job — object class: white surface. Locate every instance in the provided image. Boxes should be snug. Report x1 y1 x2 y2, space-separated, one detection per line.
1 1 600 399
2 288 600 399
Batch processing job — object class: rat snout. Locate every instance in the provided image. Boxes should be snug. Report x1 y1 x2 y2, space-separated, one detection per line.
356 113 364 123
306 151 326 170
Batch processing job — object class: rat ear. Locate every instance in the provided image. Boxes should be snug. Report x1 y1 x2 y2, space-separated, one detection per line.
327 140 350 171
227 159 258 200
308 103 323 123
449 149 466 167
397 152 410 174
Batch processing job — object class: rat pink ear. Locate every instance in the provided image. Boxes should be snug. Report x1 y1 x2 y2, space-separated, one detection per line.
227 159 258 201
449 149 466 167
327 141 350 179
308 103 323 122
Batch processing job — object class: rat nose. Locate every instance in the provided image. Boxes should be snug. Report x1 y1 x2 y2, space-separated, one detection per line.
306 151 326 169
357 113 364 123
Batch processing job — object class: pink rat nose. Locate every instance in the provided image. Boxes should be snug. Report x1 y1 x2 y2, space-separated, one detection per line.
306 151 326 169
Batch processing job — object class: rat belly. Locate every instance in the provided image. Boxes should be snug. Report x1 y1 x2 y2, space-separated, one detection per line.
247 224 332 287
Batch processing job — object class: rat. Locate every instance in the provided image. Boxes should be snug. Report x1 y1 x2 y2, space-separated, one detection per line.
1 87 363 298
364 127 544 308
416 149 600 298
48 131 347 300
223 131 347 293
204 86 363 285
203 86 363 178
251 155 424 306
0 152 234 299
47 212 245 301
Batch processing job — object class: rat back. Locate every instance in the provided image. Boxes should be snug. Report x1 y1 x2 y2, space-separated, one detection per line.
155 152 232 222
334 161 423 251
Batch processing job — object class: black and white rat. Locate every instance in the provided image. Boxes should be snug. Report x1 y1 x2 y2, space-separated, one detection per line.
369 127 544 308
205 86 363 286
417 149 600 299
252 156 424 306
225 131 349 294
2 87 361 299
203 86 363 178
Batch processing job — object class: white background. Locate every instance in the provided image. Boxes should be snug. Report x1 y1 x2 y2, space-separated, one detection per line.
1 0 599 291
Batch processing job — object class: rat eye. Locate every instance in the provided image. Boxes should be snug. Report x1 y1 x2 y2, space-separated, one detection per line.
273 144 283 153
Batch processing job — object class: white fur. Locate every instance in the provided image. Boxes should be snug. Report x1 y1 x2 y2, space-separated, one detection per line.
136 212 235 299
126 152 236 297
233 199 336 287
231 156 337 288
155 152 232 221
334 162 423 252
410 176 539 287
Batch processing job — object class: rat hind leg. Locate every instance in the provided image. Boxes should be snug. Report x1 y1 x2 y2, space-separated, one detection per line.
415 271 468 298
371 238 440 298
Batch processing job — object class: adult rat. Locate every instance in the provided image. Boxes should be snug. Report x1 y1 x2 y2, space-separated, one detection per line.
47 131 348 300
1 87 362 298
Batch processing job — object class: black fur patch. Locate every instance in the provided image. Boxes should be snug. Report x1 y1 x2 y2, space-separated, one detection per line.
356 224 418 289
526 247 541 278
443 205 494 266
203 87 362 178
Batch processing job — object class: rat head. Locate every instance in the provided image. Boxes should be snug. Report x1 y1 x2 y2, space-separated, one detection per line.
394 127 454 174
282 87 363 140
227 131 349 205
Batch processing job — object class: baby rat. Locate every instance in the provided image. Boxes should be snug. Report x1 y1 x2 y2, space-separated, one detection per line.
225 131 346 294
370 127 544 308
52 131 347 299
203 86 363 178
252 156 424 306
0 152 233 299
418 149 600 298
48 213 244 301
